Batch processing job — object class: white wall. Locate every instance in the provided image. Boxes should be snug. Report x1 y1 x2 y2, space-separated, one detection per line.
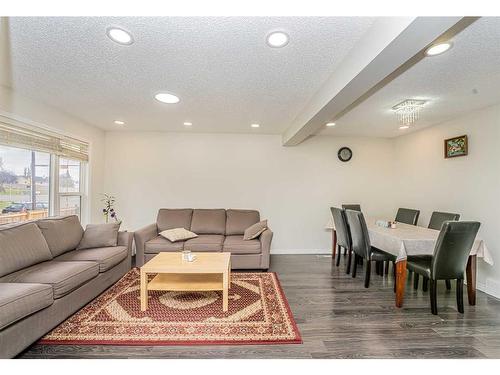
0 85 106 224
393 103 500 297
104 132 395 252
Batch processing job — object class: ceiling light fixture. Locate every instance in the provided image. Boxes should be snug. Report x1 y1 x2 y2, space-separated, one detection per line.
251 123 260 128
326 122 336 127
266 31 289 48
114 120 125 125
106 27 134 45
399 125 410 130
425 42 452 56
183 122 192 126
155 93 180 104
392 99 427 127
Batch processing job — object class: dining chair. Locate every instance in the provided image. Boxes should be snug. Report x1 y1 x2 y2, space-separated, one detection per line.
406 221 480 315
330 207 353 274
345 209 396 288
428 211 461 230
395 208 420 226
414 211 461 291
342 204 361 211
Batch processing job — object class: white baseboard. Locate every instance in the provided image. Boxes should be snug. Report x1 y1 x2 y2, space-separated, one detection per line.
477 280 500 299
270 248 331 255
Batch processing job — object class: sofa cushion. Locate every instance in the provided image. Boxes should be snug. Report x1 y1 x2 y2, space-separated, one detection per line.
226 209 260 235
78 222 121 250
159 228 197 242
0 283 54 330
37 215 84 257
144 236 184 254
156 209 193 232
190 209 226 235
184 235 224 252
56 246 127 272
223 235 261 254
0 222 53 278
0 261 99 299
243 220 268 240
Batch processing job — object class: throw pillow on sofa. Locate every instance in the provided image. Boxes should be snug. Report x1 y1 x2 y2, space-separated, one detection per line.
77 222 121 250
243 220 268 240
159 228 198 242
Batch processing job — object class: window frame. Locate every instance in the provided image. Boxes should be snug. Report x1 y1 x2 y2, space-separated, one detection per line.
52 154 88 223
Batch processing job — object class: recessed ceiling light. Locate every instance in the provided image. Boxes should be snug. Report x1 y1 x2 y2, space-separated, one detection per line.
266 31 289 48
399 125 410 130
114 120 125 125
106 27 134 45
183 122 192 126
326 122 336 127
425 42 452 56
155 93 180 104
251 123 260 128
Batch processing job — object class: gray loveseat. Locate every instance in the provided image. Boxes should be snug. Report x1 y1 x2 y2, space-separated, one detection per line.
0 215 133 358
134 209 272 269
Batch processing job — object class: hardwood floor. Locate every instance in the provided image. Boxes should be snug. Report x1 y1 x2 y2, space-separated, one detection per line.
19 254 500 358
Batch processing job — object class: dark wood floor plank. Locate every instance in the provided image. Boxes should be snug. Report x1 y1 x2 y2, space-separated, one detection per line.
18 254 500 359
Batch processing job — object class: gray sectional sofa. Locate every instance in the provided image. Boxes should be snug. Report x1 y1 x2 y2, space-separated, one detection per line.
134 209 272 269
0 215 133 358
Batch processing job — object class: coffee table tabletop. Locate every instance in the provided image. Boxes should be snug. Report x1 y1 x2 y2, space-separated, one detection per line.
140 252 231 312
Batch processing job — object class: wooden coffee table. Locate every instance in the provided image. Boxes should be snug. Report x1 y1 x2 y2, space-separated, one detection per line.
140 252 231 312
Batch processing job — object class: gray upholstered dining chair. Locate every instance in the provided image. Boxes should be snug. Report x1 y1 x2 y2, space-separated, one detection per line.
414 211 461 291
342 204 361 211
330 207 353 274
395 208 420 226
406 221 480 315
345 209 396 288
428 211 461 230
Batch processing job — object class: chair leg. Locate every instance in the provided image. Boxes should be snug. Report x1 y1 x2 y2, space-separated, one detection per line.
375 261 380 275
335 245 342 267
364 260 371 288
430 279 438 315
413 273 420 290
445 279 452 290
384 261 389 275
422 277 429 292
346 249 352 274
352 255 358 278
457 279 464 313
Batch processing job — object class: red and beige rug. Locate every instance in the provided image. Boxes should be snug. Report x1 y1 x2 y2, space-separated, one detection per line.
40 269 301 346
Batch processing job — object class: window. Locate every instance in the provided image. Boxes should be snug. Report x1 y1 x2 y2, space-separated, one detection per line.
0 116 89 225
0 146 51 224
57 157 83 218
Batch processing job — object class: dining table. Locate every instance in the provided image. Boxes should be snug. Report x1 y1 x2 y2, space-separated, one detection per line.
325 216 493 308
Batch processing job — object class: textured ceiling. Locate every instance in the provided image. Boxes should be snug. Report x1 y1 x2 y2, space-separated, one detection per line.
320 17 500 138
4 16 376 133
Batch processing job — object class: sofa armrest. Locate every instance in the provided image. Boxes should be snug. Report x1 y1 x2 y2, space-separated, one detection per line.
259 228 273 269
117 231 134 270
118 231 134 255
134 223 158 267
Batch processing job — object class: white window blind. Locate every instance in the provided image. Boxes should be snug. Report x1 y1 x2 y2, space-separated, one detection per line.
0 115 89 161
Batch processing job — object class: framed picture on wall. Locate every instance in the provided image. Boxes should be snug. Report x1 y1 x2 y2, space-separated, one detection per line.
444 135 468 158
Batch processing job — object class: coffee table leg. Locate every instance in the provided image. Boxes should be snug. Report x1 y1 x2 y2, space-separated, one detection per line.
223 270 229 312
140 269 148 311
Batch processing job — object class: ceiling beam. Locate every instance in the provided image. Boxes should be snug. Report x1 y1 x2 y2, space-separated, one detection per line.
282 16 474 146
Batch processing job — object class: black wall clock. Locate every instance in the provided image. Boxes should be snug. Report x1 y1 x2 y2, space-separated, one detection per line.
338 147 353 162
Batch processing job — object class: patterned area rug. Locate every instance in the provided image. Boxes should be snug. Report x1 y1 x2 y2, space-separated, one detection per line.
40 269 301 345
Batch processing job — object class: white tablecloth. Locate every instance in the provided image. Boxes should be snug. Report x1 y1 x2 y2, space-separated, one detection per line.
326 217 493 265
